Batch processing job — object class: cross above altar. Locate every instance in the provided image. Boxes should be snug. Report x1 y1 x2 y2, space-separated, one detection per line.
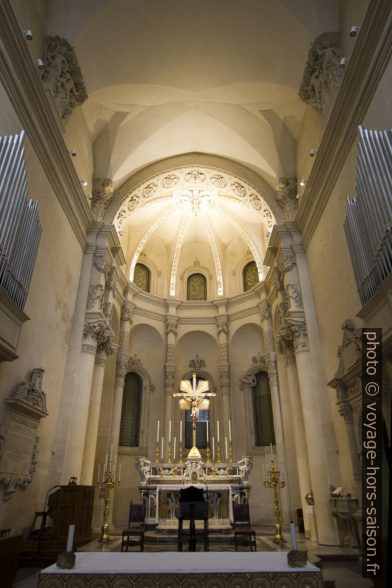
173 372 216 459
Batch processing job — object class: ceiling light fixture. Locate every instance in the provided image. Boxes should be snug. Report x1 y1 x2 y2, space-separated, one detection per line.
22 29 33 41
299 179 306 188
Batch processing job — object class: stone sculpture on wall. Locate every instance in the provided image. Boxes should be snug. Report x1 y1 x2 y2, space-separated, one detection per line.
299 32 343 114
41 36 87 120
0 368 48 500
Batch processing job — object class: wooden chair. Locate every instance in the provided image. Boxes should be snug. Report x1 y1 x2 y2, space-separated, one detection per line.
121 502 146 552
232 503 257 551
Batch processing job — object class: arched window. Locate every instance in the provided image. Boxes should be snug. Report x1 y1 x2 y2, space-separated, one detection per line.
119 372 142 446
134 263 151 292
252 372 275 446
187 273 207 300
243 261 259 292
184 376 209 449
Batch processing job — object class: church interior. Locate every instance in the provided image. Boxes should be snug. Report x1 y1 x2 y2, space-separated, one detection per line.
0 0 391 586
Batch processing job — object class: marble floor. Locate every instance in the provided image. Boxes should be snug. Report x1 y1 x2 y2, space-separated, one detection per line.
15 528 373 588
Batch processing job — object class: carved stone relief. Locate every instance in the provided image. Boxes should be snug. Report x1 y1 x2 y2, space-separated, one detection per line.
0 369 48 500
86 284 104 310
286 284 303 310
275 177 298 219
121 301 134 323
41 36 87 120
299 32 343 115
216 316 229 336
166 316 178 336
91 178 114 220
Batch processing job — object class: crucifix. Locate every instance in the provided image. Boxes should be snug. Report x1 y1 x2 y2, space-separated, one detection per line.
173 372 216 459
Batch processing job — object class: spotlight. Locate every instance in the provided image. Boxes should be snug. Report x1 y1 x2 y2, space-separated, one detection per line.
22 29 33 41
80 179 88 187
339 57 348 69
349 26 360 37
299 179 306 188
309 148 317 157
34 58 44 70
69 149 77 157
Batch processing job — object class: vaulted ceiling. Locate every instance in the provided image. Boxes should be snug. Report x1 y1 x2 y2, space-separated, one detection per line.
45 0 340 297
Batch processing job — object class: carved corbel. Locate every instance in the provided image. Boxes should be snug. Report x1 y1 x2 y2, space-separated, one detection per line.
91 178 114 220
216 315 229 336
166 316 178 336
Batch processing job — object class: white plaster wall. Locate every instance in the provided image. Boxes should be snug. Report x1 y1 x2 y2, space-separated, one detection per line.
0 84 83 532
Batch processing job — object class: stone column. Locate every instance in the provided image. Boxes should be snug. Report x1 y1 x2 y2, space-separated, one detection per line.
81 264 117 484
80 340 114 484
278 333 318 541
216 314 231 448
289 318 338 544
108 299 134 452
62 248 112 482
49 241 96 486
164 315 178 448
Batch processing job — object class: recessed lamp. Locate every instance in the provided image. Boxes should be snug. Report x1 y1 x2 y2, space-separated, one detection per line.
23 29 33 41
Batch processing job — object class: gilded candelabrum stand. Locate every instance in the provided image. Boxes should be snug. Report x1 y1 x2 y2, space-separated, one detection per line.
264 458 285 544
97 468 120 543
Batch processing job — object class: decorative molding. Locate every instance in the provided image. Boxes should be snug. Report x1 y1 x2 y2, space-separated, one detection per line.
91 178 114 220
113 165 276 233
128 353 143 368
296 0 392 247
299 32 343 114
0 368 48 500
0 1 94 248
41 36 87 121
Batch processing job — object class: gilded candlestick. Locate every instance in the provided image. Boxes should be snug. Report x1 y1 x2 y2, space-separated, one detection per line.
97 467 120 543
167 441 172 464
154 442 159 464
179 444 183 464
264 458 285 544
206 445 211 464
217 440 222 463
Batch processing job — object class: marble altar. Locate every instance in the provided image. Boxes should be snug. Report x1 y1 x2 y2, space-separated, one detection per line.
38 552 323 587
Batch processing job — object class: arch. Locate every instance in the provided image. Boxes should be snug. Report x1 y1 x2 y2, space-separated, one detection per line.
187 273 207 300
176 329 219 348
229 321 265 351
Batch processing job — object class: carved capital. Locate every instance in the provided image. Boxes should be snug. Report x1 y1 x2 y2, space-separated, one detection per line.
116 356 129 378
278 333 295 366
91 178 114 220
240 374 257 390
275 177 298 219
93 254 112 275
287 319 309 353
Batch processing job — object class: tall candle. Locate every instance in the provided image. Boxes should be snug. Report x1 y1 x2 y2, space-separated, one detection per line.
225 437 228 460
110 444 113 462
156 420 160 443
104 453 108 471
173 437 177 460
229 420 232 442
217 420 220 442
97 463 101 484
118 462 122 483
212 436 215 460
180 420 183 443
169 420 172 442
161 436 164 460
290 521 297 550
66 524 75 552
206 420 209 442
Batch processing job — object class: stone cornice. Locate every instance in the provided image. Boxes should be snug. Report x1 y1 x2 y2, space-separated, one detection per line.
295 0 392 247
0 0 94 248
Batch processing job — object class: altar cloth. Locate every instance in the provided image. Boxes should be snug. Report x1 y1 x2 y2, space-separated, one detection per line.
38 551 323 587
